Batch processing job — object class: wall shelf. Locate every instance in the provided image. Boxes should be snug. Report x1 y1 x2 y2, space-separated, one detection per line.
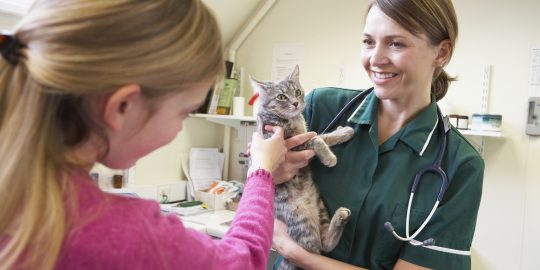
190 113 256 128
458 129 503 137
457 128 504 157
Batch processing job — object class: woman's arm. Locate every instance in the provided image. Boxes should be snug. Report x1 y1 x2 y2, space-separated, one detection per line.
272 219 366 270
165 128 287 269
394 259 431 270
273 220 430 270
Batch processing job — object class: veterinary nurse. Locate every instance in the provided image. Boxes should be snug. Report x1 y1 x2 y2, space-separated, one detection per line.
271 0 484 269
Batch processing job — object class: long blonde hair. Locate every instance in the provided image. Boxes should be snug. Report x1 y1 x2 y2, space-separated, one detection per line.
0 1 223 269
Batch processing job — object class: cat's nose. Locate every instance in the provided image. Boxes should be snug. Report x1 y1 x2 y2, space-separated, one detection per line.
293 102 299 108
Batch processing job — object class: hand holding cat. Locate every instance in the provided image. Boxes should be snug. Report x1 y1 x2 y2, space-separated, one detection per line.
272 219 302 261
267 128 317 184
249 126 287 175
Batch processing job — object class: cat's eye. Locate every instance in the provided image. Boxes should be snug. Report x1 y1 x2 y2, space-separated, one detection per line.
294 89 302 97
277 94 288 101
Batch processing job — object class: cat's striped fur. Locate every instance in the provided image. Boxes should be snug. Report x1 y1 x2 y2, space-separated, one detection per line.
251 65 353 270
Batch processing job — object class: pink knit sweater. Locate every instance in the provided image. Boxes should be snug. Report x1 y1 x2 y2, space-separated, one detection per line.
56 169 275 270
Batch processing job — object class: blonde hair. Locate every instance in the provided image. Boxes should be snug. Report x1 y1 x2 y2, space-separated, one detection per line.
0 0 223 269
367 0 458 100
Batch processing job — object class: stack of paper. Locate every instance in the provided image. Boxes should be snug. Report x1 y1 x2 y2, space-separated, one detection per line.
160 203 211 216
184 148 224 198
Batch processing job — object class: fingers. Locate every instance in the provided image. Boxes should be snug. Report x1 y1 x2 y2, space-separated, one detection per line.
270 126 285 139
272 219 287 251
264 125 277 132
264 125 316 149
285 131 317 149
249 126 288 174
271 150 314 184
274 219 286 231
286 149 315 163
257 115 264 135
251 130 263 140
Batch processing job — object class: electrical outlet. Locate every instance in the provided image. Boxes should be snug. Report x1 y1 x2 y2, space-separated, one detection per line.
157 182 187 203
158 185 171 203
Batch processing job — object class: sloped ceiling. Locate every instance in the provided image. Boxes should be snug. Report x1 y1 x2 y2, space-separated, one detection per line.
202 0 263 46
0 0 33 16
0 0 263 46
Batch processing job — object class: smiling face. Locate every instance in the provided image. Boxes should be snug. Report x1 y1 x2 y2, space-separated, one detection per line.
361 6 441 105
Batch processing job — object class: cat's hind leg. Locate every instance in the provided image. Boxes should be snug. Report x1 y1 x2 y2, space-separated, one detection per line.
320 207 352 253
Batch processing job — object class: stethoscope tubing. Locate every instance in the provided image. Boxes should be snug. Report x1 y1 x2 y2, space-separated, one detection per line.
322 88 451 247
389 193 440 243
321 88 373 134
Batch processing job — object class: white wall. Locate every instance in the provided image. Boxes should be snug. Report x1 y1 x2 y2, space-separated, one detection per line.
134 118 224 185
0 11 19 28
236 1 540 269
452 1 540 269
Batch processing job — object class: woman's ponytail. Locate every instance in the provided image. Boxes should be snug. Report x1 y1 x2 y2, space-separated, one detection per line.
431 68 457 101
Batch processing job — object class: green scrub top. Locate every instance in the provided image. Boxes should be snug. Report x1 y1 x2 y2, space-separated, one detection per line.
275 88 484 270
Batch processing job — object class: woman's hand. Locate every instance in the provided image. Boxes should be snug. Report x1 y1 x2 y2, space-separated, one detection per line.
266 127 317 184
249 126 287 174
272 219 302 260
273 219 367 270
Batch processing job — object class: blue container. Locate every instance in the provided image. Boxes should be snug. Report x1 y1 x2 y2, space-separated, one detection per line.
471 114 502 131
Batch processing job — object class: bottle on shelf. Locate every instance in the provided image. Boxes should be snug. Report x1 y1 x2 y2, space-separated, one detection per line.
216 77 238 115
216 60 238 115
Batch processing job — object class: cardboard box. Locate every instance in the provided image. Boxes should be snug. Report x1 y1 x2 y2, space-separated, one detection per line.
195 190 228 210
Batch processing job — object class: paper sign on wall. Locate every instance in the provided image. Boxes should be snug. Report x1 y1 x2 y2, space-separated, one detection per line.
271 43 304 81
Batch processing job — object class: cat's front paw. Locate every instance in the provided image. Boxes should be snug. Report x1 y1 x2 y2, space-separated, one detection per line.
334 207 352 226
336 126 355 141
321 154 337 167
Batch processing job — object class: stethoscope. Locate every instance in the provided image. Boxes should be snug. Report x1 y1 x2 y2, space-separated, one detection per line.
322 88 450 247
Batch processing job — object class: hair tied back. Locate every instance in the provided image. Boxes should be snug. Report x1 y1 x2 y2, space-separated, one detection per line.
0 31 23 65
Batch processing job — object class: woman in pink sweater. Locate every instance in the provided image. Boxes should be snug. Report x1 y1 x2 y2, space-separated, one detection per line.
0 0 290 269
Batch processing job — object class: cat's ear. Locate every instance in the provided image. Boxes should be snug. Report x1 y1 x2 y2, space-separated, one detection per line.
287 64 300 81
250 76 268 94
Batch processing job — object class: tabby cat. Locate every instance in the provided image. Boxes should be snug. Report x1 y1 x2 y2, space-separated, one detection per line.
251 65 354 270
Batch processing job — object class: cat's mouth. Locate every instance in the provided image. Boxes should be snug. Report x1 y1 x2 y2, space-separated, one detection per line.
275 107 304 118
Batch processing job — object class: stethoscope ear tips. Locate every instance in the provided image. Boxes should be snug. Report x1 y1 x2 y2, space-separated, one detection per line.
384 221 394 232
